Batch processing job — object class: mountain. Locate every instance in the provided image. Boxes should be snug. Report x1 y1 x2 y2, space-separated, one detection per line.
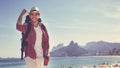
51 43 64 52
50 40 87 57
84 41 120 55
50 40 120 57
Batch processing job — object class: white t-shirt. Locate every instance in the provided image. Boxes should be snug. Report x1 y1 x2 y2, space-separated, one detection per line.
34 25 43 58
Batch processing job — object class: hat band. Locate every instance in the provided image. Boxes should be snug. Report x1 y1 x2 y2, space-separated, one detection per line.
30 10 39 13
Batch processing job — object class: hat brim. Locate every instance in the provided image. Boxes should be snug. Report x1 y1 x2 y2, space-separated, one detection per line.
30 10 40 14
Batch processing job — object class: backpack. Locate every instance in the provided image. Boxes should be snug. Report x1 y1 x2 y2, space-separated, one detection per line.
21 15 31 60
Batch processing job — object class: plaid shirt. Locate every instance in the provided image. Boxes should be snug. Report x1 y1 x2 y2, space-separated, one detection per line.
16 23 49 59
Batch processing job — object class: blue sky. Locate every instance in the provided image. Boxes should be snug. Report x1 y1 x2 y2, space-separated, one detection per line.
0 0 120 58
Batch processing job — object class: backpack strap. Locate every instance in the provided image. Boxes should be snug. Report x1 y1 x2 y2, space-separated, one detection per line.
21 22 31 60
23 22 32 40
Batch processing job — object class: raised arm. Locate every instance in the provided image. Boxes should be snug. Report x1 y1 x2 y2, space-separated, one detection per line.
17 9 27 25
16 9 28 32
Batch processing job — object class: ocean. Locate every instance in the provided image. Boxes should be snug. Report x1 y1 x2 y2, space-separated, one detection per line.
0 56 120 68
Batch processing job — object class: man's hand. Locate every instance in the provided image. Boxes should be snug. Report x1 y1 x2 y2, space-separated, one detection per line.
20 9 27 17
17 9 27 25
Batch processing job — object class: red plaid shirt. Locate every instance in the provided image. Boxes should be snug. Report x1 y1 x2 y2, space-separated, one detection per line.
16 23 49 59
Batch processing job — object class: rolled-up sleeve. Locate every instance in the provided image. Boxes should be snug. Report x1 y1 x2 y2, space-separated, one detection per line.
16 23 27 33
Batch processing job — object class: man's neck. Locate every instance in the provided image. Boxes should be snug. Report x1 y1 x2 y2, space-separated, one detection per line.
33 21 39 27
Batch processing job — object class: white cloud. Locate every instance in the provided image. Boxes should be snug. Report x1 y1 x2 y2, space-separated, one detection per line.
83 1 120 19
101 4 120 19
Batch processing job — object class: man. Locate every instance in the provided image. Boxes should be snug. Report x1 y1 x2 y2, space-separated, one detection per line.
16 6 49 68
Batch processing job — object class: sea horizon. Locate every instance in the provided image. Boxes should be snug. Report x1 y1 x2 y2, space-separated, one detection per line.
0 56 120 68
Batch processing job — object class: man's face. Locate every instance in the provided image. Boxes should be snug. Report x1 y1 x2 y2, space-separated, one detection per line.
29 12 40 23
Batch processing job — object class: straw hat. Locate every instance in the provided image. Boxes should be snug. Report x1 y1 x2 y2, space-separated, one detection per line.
30 6 40 13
